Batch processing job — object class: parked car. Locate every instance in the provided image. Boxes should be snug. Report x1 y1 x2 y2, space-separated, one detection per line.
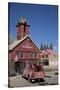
22 62 45 82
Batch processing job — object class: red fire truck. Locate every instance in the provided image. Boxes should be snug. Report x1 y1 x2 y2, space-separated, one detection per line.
22 62 45 82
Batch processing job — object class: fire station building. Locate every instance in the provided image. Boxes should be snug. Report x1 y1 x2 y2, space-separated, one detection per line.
9 17 42 75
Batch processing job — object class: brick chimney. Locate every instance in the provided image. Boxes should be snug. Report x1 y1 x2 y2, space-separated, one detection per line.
16 17 30 40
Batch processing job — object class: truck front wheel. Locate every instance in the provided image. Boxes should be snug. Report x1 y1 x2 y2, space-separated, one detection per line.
38 78 45 82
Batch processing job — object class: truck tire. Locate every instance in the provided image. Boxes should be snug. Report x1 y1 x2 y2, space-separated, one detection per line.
40 78 45 82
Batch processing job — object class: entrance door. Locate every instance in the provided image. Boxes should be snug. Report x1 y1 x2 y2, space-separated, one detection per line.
19 62 23 74
15 61 20 74
15 61 24 74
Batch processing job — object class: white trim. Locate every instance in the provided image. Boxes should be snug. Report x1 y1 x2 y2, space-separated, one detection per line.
9 35 40 51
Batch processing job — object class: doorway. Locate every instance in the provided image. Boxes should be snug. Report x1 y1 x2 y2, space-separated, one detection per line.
15 61 23 74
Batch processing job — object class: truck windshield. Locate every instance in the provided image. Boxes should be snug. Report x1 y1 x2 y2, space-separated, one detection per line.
36 65 42 72
32 64 42 72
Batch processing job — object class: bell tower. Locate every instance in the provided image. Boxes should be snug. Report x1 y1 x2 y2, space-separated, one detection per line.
16 17 30 40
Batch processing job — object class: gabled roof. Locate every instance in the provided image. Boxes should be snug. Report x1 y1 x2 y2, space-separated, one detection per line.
46 49 55 55
9 35 40 51
9 35 29 51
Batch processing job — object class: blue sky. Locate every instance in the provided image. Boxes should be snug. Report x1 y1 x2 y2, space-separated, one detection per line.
8 3 58 52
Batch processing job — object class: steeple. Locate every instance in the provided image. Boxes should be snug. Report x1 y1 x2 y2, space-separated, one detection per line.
16 17 30 40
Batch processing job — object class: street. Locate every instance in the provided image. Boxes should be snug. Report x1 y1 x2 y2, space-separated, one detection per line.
9 70 58 87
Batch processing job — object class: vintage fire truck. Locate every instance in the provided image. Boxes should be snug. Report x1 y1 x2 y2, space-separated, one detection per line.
22 61 45 82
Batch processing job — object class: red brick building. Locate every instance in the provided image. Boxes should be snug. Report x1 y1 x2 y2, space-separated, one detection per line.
9 17 56 76
9 17 41 75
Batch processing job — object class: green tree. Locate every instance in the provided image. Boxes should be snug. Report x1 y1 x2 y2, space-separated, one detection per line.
46 44 49 49
43 44 47 50
50 43 53 50
40 43 43 50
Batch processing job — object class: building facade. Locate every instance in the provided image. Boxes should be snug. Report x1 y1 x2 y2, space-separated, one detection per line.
9 17 42 75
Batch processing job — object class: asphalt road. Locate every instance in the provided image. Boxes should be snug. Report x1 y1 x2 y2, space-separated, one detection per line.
9 70 58 88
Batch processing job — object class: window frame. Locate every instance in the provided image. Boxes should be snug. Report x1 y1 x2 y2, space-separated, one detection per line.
19 52 24 58
31 52 37 58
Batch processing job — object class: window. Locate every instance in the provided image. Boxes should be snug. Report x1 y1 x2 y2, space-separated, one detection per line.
43 59 49 65
19 52 23 58
32 63 42 72
31 53 36 58
45 55 48 58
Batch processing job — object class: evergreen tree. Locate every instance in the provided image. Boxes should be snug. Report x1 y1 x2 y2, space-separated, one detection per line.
46 44 49 49
50 43 53 50
43 44 47 50
40 43 43 50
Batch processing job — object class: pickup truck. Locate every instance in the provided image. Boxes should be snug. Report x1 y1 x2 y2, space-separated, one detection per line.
22 62 45 82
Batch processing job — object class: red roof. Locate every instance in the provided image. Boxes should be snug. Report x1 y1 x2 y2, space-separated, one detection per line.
46 49 55 55
40 49 55 56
